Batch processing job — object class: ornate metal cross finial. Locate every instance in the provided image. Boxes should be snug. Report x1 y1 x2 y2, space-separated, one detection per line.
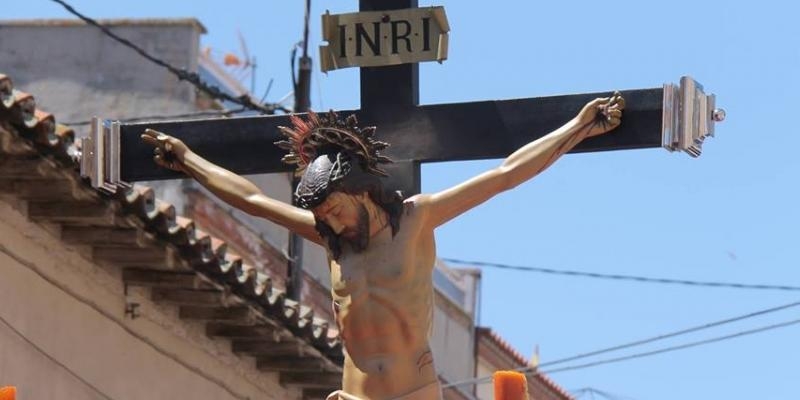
662 76 726 157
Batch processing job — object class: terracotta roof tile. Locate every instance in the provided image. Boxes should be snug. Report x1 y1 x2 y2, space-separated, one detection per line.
0 72 344 387
0 74 14 105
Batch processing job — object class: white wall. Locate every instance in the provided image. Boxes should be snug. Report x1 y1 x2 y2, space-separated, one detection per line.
0 21 202 123
431 293 475 390
475 359 494 400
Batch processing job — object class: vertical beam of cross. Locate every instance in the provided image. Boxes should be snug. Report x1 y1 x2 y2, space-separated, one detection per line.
359 0 422 197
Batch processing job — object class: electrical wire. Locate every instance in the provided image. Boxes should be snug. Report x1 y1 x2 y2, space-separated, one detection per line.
49 0 289 114
290 0 313 113
302 0 311 58
572 387 637 400
290 42 302 96
0 243 253 400
534 299 800 369
62 108 249 127
442 300 800 389
442 258 800 292
447 316 800 388
540 317 800 375
0 313 115 400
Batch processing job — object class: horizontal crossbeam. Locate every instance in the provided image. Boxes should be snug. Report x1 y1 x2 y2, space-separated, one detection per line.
118 88 663 182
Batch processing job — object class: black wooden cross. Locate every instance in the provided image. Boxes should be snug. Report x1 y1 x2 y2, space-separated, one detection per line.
111 1 719 194
113 1 672 193
86 0 719 300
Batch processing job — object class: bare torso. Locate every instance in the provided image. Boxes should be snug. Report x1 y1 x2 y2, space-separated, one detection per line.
329 200 439 399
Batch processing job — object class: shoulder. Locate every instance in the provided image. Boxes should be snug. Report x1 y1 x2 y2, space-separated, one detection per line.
403 193 428 211
401 194 433 226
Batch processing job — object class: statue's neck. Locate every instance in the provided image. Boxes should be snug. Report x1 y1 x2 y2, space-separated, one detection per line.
367 205 390 238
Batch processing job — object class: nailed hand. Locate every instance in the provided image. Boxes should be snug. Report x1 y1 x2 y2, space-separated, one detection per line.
141 129 188 172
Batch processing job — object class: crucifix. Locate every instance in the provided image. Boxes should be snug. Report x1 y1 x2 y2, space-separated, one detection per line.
80 0 725 192
79 1 724 399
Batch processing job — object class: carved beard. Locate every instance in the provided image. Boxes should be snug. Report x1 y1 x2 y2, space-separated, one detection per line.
348 203 371 253
315 199 376 259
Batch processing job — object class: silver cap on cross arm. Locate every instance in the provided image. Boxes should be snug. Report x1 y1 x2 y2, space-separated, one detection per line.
662 76 725 157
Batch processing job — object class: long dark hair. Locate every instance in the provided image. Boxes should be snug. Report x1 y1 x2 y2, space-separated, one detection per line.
296 152 404 259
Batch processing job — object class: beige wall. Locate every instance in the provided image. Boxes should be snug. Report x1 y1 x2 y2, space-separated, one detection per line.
0 199 296 400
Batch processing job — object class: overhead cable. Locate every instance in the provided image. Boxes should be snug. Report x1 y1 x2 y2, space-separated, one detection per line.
442 300 800 389
50 0 289 114
443 258 800 292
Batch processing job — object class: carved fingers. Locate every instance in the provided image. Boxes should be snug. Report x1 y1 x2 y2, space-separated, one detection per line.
141 129 186 172
586 91 625 137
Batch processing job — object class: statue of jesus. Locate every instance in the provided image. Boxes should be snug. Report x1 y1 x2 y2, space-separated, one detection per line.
141 92 625 400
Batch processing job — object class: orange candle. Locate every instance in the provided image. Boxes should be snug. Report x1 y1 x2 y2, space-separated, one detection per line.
0 386 16 400
493 371 529 400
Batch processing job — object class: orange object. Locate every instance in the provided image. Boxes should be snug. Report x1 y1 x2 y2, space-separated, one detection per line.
493 371 529 400
0 386 16 400
223 53 242 66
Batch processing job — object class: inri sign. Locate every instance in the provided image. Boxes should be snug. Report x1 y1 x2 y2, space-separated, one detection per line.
319 6 450 72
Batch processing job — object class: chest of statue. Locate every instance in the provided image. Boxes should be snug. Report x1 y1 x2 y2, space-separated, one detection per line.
330 226 411 297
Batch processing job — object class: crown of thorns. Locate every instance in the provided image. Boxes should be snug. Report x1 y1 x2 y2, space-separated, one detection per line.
275 110 392 176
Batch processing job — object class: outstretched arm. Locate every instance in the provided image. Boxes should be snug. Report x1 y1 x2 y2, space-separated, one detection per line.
141 129 322 245
419 93 625 229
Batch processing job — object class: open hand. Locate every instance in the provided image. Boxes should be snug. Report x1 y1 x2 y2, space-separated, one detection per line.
141 129 188 172
575 91 625 138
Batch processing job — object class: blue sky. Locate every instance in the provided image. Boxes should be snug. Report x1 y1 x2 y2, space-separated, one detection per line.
7 1 800 399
